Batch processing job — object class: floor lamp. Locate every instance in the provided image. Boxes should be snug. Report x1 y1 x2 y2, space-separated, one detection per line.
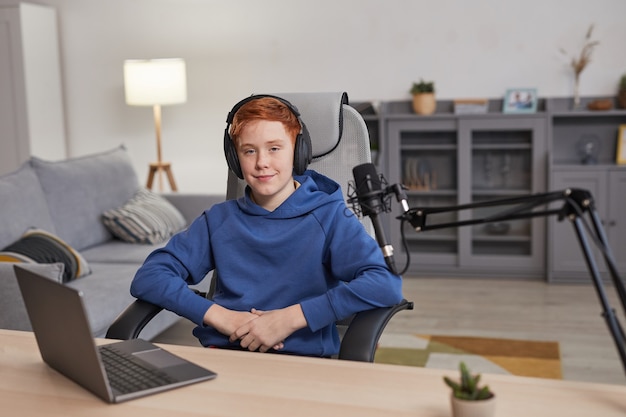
124 58 187 192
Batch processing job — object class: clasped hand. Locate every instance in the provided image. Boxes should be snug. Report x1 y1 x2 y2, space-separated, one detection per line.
205 304 306 353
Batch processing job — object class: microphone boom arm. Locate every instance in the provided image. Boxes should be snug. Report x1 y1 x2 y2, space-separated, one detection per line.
398 188 626 377
403 190 567 232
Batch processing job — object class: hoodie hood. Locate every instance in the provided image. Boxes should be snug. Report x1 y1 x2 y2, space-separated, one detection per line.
237 170 344 219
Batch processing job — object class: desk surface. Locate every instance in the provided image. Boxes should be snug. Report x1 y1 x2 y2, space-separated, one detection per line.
1 329 625 416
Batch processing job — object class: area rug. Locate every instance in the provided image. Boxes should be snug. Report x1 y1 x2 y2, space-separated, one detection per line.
374 334 562 380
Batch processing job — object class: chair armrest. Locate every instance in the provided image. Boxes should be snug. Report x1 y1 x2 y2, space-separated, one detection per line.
106 299 165 340
338 299 414 362
106 289 208 340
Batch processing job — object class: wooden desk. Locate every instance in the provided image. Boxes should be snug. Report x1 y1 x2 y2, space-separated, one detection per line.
1 329 625 416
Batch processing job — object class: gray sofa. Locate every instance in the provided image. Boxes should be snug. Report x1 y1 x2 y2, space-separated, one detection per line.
0 146 222 339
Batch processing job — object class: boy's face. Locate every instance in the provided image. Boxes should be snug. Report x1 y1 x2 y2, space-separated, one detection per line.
236 119 296 211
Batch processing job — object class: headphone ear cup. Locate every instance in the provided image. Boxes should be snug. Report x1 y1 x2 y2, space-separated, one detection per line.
293 123 313 175
223 129 243 179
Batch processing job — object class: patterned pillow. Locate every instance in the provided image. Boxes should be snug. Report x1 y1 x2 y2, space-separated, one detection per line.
102 188 186 244
0 229 91 282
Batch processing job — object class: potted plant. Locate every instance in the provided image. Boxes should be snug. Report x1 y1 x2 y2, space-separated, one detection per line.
444 362 496 417
619 74 626 109
410 79 436 115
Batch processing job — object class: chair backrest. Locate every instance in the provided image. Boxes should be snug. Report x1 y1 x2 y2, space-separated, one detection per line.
225 91 373 234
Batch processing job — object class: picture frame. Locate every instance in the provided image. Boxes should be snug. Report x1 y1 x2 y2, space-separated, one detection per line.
502 88 538 113
617 125 626 165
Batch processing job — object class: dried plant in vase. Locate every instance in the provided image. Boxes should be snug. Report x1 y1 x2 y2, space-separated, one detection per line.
559 24 599 109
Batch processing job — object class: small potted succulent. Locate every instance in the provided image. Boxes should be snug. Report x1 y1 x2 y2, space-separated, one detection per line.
619 73 626 109
444 362 496 417
410 79 436 115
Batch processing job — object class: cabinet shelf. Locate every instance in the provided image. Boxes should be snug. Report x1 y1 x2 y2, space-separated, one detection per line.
546 96 624 113
401 144 457 151
551 110 626 118
405 231 531 243
551 111 625 166
383 98 548 117
552 164 622 171
472 144 531 150
472 234 530 243
406 234 457 242
407 190 457 197
472 189 531 197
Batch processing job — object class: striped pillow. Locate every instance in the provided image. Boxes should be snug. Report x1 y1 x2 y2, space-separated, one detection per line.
0 229 91 282
102 188 186 244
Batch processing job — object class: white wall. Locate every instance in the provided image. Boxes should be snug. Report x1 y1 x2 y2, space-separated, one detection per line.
2 0 626 194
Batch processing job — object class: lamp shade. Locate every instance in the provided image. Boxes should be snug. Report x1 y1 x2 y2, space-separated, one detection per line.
124 58 187 106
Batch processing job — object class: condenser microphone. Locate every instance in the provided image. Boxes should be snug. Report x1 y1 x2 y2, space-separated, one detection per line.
351 163 398 275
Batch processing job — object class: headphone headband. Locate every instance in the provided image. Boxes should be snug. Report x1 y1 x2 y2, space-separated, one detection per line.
226 94 301 124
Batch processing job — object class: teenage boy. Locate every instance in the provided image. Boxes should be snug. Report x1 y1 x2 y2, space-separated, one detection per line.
130 95 403 357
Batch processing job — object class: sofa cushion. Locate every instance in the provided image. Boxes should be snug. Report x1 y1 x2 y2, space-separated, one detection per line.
0 262 64 331
80 240 162 264
0 162 56 249
64 262 179 338
0 229 91 282
102 188 186 244
31 146 140 251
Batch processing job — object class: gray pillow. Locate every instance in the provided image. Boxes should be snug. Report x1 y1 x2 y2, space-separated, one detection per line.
31 145 140 250
102 188 186 244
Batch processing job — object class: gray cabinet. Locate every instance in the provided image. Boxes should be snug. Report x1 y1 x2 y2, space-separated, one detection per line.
383 100 547 278
550 168 626 282
547 97 626 282
360 96 625 282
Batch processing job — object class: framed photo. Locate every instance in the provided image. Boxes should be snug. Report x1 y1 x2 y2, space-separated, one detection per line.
617 125 626 165
503 88 538 113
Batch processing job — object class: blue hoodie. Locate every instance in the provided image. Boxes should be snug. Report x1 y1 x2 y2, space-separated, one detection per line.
130 170 403 357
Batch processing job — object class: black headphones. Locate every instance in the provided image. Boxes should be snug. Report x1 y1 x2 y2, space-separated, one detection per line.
223 94 313 179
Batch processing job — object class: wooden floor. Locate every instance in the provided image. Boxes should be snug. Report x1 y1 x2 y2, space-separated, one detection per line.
153 276 626 386
394 276 626 386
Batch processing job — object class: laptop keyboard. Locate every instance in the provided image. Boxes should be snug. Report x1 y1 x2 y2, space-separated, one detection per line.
100 345 177 394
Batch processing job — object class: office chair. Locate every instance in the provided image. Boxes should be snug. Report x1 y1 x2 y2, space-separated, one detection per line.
106 92 413 362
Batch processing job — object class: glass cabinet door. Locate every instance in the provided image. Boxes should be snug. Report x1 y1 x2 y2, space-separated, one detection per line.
387 119 460 266
458 117 545 271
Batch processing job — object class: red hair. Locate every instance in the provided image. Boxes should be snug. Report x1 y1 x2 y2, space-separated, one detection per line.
230 97 301 145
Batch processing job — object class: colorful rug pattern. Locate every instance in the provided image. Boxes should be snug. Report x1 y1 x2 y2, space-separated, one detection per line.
374 334 562 380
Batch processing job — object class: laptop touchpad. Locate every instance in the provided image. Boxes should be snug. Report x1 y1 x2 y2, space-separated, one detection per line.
134 349 188 368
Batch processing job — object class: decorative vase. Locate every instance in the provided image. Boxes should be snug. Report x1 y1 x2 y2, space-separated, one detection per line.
450 395 496 417
412 93 436 115
573 73 581 110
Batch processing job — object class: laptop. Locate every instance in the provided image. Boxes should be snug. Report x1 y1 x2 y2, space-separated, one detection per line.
14 265 217 403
